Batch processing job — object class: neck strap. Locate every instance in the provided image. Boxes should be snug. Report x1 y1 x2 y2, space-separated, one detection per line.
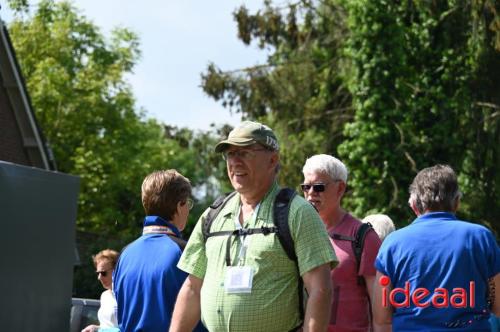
143 216 181 237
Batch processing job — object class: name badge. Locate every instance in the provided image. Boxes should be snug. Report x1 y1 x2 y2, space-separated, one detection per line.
225 266 254 294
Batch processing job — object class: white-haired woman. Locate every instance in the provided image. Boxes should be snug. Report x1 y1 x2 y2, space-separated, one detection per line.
362 214 395 242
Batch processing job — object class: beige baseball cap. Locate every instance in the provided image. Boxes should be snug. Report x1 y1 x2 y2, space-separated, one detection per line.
214 121 280 152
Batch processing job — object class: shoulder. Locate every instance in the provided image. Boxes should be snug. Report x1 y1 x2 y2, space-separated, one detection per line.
287 194 324 229
118 237 142 256
377 227 406 254
362 224 382 248
168 235 187 250
455 218 492 232
289 193 317 215
334 213 362 231
208 192 240 222
345 213 363 230
100 289 113 301
454 219 497 243
345 213 381 249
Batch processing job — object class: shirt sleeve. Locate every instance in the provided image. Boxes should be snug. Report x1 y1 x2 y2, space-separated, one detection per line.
375 235 395 277
481 227 500 278
359 229 382 277
177 210 209 279
288 197 338 276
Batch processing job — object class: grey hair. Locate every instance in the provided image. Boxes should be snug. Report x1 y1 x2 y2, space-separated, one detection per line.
362 214 395 242
302 154 348 182
408 164 461 214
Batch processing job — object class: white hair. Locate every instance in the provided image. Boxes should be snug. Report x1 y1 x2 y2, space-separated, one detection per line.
302 154 348 182
362 214 395 242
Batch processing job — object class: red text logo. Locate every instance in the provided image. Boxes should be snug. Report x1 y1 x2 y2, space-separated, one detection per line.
379 276 475 308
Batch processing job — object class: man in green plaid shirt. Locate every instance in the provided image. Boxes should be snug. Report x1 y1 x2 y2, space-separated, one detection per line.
170 121 337 332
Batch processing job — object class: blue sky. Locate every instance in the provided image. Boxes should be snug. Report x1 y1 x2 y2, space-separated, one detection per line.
1 1 268 130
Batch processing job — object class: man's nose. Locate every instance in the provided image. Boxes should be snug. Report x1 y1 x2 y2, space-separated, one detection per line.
306 186 315 194
228 155 244 165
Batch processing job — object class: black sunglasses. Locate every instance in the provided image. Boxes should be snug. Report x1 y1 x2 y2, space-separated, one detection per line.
300 183 327 192
96 270 109 277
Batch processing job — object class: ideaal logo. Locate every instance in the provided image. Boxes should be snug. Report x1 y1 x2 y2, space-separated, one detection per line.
379 276 475 308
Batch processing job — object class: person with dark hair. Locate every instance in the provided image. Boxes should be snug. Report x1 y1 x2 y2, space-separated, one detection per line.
82 249 120 332
170 121 337 332
113 170 205 332
373 164 500 331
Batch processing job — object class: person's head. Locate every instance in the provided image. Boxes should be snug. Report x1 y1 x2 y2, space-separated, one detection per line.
302 154 348 216
141 169 192 230
93 249 119 290
215 121 280 199
408 164 461 216
362 214 395 241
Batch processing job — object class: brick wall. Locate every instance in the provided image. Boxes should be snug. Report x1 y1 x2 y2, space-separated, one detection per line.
0 82 31 166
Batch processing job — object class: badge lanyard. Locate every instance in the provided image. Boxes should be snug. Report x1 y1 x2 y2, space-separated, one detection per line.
232 202 260 266
224 202 260 294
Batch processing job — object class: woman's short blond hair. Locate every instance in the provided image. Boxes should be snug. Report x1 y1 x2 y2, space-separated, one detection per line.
92 249 119 269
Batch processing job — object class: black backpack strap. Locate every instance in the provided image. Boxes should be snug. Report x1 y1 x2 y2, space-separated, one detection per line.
353 222 373 285
274 188 304 320
273 188 297 261
202 188 304 320
168 235 187 251
329 222 373 285
202 191 238 241
330 233 356 242
223 226 278 266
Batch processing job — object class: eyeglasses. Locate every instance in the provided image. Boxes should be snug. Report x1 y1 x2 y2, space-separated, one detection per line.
186 198 194 210
96 270 109 277
301 183 328 193
222 148 269 161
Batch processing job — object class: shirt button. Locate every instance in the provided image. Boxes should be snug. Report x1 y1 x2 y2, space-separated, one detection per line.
217 309 221 314
220 282 224 287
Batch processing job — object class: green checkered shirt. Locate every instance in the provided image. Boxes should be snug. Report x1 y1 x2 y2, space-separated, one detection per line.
178 182 337 332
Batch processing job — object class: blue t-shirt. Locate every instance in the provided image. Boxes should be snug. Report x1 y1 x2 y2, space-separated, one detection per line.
376 212 499 332
113 216 206 332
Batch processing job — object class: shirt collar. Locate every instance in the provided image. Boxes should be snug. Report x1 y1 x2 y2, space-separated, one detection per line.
221 181 280 221
412 211 457 225
143 215 181 237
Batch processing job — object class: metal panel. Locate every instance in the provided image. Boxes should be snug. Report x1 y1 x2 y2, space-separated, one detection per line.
0 161 80 332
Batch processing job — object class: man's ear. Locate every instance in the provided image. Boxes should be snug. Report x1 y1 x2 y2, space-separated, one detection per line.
410 199 421 216
453 197 460 212
269 151 279 168
172 201 183 219
337 181 346 196
170 201 186 230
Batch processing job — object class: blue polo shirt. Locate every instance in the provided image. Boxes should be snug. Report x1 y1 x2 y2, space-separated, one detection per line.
376 212 499 332
113 216 206 332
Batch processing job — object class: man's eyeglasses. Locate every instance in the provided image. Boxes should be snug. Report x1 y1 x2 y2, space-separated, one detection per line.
301 183 328 193
186 198 194 210
96 270 109 277
222 148 269 161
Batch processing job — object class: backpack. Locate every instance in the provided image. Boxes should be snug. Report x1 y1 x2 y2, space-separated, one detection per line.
201 188 305 319
329 222 373 285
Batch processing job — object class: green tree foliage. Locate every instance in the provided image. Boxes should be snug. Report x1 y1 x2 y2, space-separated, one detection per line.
7 0 203 237
6 0 220 296
202 0 499 232
340 0 500 229
202 0 352 189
